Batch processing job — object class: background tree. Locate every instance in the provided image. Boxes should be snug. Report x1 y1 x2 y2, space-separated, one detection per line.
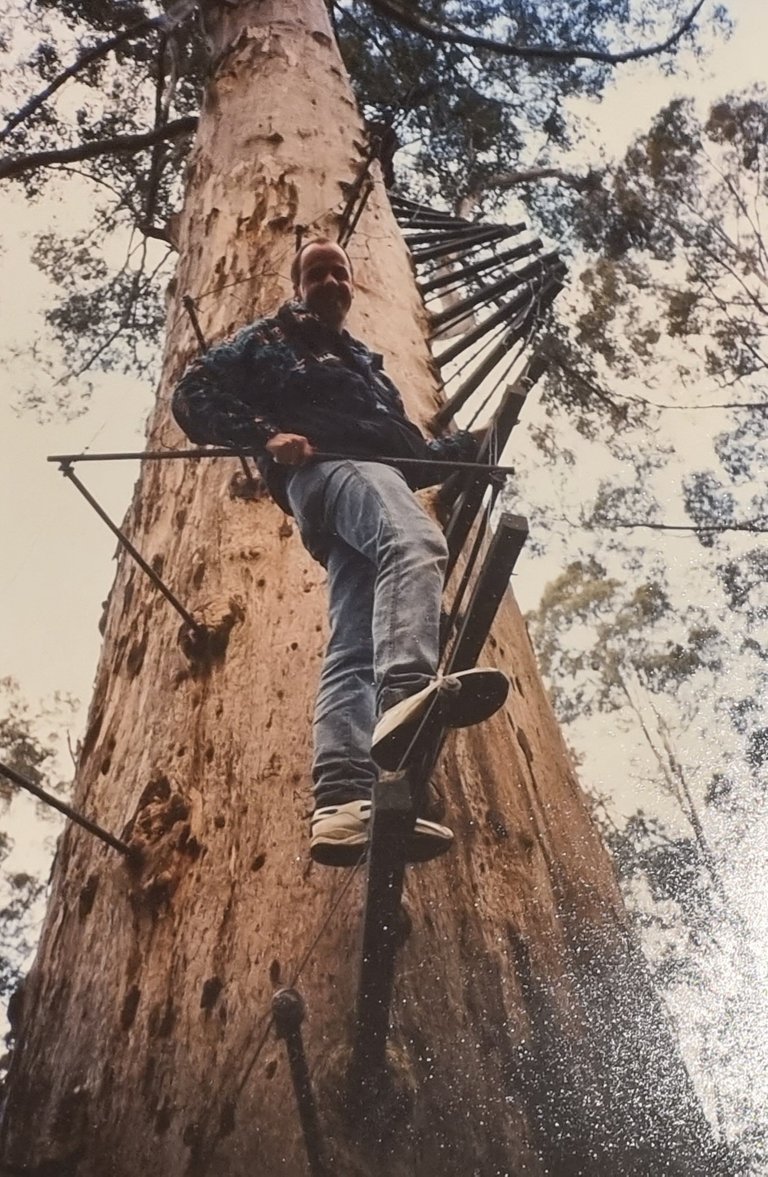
533 84 767 448
525 545 767 1160
572 89 767 389
0 679 74 1005
517 86 768 966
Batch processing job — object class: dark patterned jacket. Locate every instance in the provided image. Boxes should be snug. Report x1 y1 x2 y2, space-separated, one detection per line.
172 301 477 512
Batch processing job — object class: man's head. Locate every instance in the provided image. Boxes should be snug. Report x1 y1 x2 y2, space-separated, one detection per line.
291 237 353 331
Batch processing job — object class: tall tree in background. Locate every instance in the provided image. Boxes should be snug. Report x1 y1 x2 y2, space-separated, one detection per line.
0 1 734 1173
0 679 73 1006
516 89 768 1165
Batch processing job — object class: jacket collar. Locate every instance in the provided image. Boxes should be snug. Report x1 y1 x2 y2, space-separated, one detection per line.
281 299 357 348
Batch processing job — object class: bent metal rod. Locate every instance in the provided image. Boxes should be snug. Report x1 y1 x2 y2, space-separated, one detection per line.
0 761 134 858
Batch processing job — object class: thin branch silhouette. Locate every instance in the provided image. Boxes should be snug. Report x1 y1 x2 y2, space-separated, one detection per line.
365 0 708 65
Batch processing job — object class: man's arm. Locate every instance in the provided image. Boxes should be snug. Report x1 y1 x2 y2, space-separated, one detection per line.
172 344 280 452
173 327 317 466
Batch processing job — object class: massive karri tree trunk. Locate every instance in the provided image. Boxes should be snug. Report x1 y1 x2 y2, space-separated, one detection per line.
1 4 728 1175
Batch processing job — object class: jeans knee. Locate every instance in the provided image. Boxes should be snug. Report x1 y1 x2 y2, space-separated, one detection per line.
431 524 449 566
411 517 448 571
393 529 446 582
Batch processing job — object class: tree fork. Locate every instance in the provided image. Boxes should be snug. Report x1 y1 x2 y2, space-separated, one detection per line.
0 2 728 1175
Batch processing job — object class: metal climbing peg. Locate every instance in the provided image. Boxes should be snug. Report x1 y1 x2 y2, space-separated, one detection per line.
272 987 327 1177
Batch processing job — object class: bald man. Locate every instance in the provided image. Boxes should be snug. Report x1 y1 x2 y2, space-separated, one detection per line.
173 238 507 866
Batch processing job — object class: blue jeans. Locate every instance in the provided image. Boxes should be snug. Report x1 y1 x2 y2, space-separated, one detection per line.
286 460 448 808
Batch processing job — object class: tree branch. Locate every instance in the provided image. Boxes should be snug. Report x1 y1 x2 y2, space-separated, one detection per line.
486 166 591 189
141 33 174 235
49 164 139 216
599 386 768 411
615 665 686 812
0 17 162 144
0 0 197 144
548 352 651 413
639 679 725 894
458 167 592 218
700 143 768 282
603 521 768 533
0 117 198 182
697 269 768 371
550 336 768 414
364 0 708 65
658 400 768 410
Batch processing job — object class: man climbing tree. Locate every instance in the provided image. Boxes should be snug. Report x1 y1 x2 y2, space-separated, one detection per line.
0 2 736 1174
172 235 508 865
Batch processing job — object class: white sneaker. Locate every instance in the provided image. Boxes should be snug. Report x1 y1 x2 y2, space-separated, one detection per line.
371 668 509 771
309 799 454 867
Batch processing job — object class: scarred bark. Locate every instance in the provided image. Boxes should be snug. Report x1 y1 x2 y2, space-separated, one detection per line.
0 3 725 1175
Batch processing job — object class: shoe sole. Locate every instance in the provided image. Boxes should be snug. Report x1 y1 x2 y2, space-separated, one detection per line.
372 670 509 771
310 837 368 868
310 823 454 868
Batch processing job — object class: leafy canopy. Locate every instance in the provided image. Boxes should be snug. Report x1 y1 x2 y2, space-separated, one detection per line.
0 679 75 1003
0 0 717 411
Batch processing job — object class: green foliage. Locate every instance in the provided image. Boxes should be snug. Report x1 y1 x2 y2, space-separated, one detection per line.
570 88 768 387
537 83 767 450
335 0 690 213
1 2 201 410
527 558 724 722
0 873 45 1001
594 805 714 967
0 677 58 786
0 0 720 410
0 680 73 1001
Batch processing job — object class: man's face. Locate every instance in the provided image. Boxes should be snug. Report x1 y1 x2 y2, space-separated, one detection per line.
294 242 353 330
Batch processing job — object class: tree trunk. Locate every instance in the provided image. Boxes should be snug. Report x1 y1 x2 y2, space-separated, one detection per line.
0 4 728 1175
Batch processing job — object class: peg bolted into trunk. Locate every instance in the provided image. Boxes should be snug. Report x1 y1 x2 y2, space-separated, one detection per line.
0 3 728 1175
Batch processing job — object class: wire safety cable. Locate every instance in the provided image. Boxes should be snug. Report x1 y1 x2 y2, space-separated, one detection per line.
289 851 367 988
283 687 459 1027
444 277 542 408
438 317 511 383
226 693 465 1165
464 338 526 431
388 672 456 776
231 847 367 1106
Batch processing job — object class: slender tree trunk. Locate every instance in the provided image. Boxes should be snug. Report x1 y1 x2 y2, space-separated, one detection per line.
0 4 728 1175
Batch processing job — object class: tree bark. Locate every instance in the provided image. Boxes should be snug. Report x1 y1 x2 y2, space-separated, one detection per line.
0 3 727 1175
